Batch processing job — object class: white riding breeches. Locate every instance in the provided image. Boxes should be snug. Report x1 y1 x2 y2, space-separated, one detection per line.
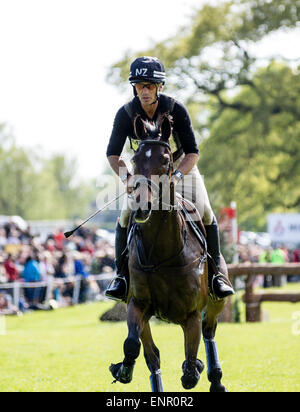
119 161 214 228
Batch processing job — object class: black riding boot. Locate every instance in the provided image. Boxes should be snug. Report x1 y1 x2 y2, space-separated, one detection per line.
105 222 129 302
205 217 235 300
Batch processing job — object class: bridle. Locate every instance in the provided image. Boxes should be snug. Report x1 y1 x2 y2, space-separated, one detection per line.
137 139 173 174
128 134 207 276
128 138 188 272
131 139 174 209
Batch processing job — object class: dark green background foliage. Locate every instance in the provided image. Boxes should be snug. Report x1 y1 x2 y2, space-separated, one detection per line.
107 0 300 230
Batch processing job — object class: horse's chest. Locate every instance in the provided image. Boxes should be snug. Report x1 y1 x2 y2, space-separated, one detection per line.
129 265 202 323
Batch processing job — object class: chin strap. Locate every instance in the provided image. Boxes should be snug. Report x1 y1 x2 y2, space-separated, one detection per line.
150 84 160 105
150 98 159 105
151 84 161 104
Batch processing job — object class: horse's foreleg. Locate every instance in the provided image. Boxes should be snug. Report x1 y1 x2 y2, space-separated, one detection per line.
180 311 204 390
110 298 148 385
202 298 227 392
140 321 163 392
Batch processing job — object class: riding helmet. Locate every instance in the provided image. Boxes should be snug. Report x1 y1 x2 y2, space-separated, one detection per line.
129 56 166 85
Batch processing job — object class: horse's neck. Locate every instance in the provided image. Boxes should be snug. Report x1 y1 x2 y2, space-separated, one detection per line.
140 210 183 258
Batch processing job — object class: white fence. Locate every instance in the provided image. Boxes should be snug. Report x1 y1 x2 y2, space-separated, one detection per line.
0 273 115 309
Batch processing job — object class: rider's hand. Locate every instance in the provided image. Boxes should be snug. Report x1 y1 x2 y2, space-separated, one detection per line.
170 175 179 187
171 170 184 186
124 174 134 194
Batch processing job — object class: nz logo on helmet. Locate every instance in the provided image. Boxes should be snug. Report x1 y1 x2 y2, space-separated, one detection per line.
136 68 148 76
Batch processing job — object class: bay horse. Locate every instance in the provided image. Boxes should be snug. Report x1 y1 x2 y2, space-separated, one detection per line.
109 114 228 392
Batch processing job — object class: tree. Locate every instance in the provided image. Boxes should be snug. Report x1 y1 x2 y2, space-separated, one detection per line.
107 0 300 230
200 63 300 230
0 126 40 217
0 124 98 220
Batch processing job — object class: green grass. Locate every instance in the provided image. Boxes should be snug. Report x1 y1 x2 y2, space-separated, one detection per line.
0 286 300 392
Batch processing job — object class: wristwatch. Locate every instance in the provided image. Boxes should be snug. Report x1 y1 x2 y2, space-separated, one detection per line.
172 170 184 181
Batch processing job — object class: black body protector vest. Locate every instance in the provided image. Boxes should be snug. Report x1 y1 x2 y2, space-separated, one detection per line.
124 94 184 162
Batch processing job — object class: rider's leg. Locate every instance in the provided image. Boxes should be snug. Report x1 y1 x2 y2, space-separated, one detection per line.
205 216 234 299
177 166 234 299
105 199 131 302
105 220 128 301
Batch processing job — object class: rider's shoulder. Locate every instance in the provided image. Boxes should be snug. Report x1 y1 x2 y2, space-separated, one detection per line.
159 93 186 115
159 93 176 109
114 98 136 120
119 97 140 121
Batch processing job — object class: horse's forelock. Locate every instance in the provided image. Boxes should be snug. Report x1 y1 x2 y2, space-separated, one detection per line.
144 120 160 138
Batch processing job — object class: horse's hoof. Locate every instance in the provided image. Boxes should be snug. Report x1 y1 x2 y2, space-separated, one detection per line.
181 374 198 390
182 359 205 375
109 362 134 384
208 367 226 392
181 359 204 390
210 382 227 392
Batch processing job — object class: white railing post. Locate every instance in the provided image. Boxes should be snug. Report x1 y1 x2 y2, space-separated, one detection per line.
72 276 81 305
13 281 20 309
45 277 53 307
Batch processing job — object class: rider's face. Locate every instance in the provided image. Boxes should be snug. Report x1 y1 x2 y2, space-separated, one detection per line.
135 82 162 106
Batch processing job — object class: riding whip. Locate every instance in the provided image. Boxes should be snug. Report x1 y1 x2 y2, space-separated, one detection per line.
64 191 126 238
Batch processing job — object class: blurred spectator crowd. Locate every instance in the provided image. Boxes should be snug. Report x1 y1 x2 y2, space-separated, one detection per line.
238 243 300 265
0 218 300 315
237 242 300 288
0 219 116 315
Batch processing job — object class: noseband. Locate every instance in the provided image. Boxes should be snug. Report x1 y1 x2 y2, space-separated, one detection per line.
130 139 188 272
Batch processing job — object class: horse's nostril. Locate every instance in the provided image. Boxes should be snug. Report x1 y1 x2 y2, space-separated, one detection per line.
135 207 151 224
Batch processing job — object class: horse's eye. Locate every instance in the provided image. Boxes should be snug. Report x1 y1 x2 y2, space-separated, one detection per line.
162 156 170 166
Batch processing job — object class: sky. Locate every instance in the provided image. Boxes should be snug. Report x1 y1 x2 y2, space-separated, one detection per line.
0 0 299 181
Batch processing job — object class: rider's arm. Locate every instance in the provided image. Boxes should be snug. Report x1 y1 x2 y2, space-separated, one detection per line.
107 155 130 180
106 106 132 158
106 106 132 178
107 155 134 193
172 101 199 157
175 153 199 176
106 107 135 192
171 102 199 176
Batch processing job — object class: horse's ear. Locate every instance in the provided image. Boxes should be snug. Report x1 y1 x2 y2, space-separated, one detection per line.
134 115 147 140
160 115 172 142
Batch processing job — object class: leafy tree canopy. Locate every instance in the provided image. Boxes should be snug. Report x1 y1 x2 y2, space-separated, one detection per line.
0 124 97 220
107 0 300 230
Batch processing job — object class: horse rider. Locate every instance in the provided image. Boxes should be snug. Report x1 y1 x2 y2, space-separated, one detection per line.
105 56 234 301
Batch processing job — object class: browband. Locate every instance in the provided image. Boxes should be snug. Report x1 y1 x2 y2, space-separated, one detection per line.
138 139 171 151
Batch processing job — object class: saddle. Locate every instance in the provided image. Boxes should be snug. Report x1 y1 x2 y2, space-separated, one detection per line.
125 196 209 274
123 197 229 300
176 198 233 300
177 196 207 251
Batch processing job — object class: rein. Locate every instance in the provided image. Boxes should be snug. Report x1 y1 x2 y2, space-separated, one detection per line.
129 137 206 274
131 138 174 208
129 221 206 274
132 177 176 211
130 218 187 273
129 138 183 272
